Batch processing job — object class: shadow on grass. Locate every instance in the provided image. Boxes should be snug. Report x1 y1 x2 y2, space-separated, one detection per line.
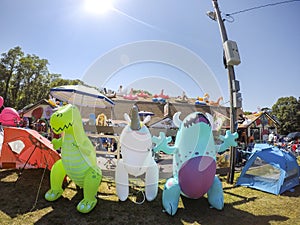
281 188 300 197
177 196 287 225
0 169 291 225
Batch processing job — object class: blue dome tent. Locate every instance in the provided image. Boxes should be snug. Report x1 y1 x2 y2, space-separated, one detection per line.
236 145 300 195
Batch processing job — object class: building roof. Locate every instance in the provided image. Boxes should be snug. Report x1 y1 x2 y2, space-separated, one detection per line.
238 111 280 129
19 99 57 118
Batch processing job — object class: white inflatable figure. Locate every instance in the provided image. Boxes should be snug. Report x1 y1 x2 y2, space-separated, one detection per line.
115 105 158 202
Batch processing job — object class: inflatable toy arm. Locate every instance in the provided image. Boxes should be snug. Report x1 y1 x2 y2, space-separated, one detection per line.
52 138 62 150
217 130 238 153
152 132 176 154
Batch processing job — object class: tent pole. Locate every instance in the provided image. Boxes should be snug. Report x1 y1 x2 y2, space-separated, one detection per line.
15 145 38 184
30 165 47 212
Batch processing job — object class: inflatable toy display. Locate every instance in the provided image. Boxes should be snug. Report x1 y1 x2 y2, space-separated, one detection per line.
175 91 189 103
0 96 21 126
103 88 116 99
197 93 209 103
45 104 102 213
0 107 21 126
152 97 166 103
0 96 3 108
153 89 169 99
96 113 107 126
137 90 150 98
208 96 223 106
195 94 223 106
195 93 209 105
123 88 138 100
115 105 158 202
116 85 126 96
152 112 238 215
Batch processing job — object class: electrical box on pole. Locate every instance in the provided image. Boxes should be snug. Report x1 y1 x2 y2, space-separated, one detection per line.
223 40 241 66
232 80 240 92
233 92 242 108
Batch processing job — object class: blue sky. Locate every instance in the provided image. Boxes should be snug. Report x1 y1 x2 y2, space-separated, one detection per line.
0 0 299 112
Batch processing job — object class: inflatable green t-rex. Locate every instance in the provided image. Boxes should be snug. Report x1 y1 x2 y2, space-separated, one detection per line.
45 104 102 213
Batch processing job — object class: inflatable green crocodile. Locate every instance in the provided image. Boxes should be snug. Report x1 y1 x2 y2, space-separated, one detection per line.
45 104 102 213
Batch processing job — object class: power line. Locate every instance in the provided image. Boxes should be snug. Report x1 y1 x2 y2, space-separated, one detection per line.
226 0 300 16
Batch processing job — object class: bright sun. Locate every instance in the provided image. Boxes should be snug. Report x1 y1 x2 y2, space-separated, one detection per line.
84 0 114 15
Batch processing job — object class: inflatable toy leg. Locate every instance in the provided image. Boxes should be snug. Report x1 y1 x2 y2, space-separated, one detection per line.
45 159 66 201
145 162 159 201
115 160 129 201
162 177 181 216
77 168 102 213
207 176 224 210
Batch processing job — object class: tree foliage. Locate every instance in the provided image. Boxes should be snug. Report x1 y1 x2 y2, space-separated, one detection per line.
0 47 81 109
272 96 300 134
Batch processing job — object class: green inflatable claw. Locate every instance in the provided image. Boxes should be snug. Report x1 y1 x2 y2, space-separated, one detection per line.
77 199 98 214
45 189 64 201
45 104 102 213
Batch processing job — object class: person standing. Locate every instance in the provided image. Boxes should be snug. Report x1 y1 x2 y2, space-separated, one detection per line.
268 132 275 145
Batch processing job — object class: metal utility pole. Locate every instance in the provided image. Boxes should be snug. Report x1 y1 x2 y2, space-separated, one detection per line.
210 0 241 184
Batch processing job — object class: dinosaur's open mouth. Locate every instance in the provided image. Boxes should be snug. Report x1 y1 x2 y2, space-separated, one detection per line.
184 113 210 128
52 122 73 133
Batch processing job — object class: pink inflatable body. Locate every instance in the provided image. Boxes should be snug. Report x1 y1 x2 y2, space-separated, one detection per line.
0 108 21 126
0 96 4 108
0 96 21 126
153 89 169 99
123 88 138 100
137 91 150 98
123 94 138 100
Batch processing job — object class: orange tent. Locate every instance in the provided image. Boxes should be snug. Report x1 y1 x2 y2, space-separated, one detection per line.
0 127 60 170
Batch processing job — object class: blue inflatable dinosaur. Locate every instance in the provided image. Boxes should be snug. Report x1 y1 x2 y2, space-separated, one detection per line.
152 111 238 215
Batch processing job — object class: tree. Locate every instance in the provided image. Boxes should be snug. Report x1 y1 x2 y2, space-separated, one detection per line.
49 77 83 89
0 46 82 109
272 96 300 135
243 111 252 115
0 46 24 105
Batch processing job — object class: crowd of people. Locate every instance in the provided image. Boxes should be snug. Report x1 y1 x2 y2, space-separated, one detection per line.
235 131 300 166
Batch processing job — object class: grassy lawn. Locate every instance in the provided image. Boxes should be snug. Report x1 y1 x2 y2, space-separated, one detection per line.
0 161 300 225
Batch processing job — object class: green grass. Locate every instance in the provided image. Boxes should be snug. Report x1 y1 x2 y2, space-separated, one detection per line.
0 161 300 225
